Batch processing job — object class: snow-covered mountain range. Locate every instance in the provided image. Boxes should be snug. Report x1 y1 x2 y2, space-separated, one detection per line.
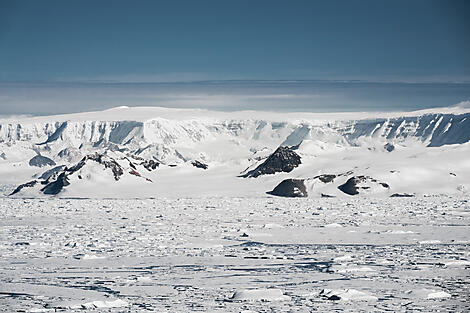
1 105 469 198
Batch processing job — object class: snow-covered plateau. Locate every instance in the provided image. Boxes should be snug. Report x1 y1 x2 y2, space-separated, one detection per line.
0 105 469 312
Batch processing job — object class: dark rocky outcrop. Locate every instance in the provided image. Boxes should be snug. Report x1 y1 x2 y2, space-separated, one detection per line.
338 176 365 195
313 174 336 183
83 153 124 180
140 159 160 171
242 146 301 178
11 152 156 196
39 121 68 144
390 193 415 197
87 153 145 175
384 143 395 152
191 160 208 170
338 176 389 195
125 157 137 170
38 165 66 180
41 172 70 195
0 152 6 160
29 155 56 167
267 179 308 198
9 180 38 196
64 153 117 174
129 169 153 182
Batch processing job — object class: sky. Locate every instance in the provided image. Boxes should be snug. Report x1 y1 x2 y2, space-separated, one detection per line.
0 0 469 114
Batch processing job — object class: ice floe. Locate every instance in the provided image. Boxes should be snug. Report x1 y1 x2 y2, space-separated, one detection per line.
319 288 378 301
230 289 291 301
427 291 451 299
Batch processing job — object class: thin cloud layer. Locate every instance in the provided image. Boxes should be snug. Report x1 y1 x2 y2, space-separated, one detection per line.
0 80 469 115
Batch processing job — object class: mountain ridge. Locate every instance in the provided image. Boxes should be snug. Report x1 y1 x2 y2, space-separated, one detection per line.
1 106 469 198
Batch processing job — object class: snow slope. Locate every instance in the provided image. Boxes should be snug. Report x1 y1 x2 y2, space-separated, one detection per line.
1 105 469 198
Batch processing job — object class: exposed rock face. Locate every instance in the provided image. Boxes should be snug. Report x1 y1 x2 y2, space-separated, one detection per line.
41 172 70 195
313 174 336 183
29 155 56 167
242 146 301 178
39 121 68 144
191 160 208 170
129 169 152 182
0 152 6 160
268 171 392 198
57 147 82 162
124 157 137 170
338 176 389 195
83 153 124 180
38 165 66 180
390 193 415 197
11 152 158 196
9 180 37 196
267 179 308 198
140 159 160 171
384 143 395 152
92 139 126 152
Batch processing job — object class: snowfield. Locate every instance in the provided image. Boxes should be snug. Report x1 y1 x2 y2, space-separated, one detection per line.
0 196 469 312
0 105 469 311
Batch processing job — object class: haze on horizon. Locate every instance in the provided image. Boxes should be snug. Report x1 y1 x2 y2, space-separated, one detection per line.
0 0 469 115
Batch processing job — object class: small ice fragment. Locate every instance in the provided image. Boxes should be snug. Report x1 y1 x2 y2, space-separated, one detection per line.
81 299 129 308
231 288 291 301
385 230 417 234
136 276 152 282
333 255 353 262
325 223 342 228
427 291 451 299
419 240 441 244
263 223 283 229
82 254 106 260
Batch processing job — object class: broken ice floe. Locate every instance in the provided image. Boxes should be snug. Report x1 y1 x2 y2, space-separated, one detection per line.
230 289 291 301
405 289 452 300
332 266 375 274
419 240 442 244
65 299 129 310
444 260 470 267
427 291 451 299
319 288 378 301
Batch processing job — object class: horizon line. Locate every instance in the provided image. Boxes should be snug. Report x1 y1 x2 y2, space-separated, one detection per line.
1 78 470 85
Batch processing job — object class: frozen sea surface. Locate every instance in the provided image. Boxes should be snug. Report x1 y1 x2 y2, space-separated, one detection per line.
0 196 469 312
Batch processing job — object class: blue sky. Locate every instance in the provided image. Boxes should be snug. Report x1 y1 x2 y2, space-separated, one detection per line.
0 0 469 114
